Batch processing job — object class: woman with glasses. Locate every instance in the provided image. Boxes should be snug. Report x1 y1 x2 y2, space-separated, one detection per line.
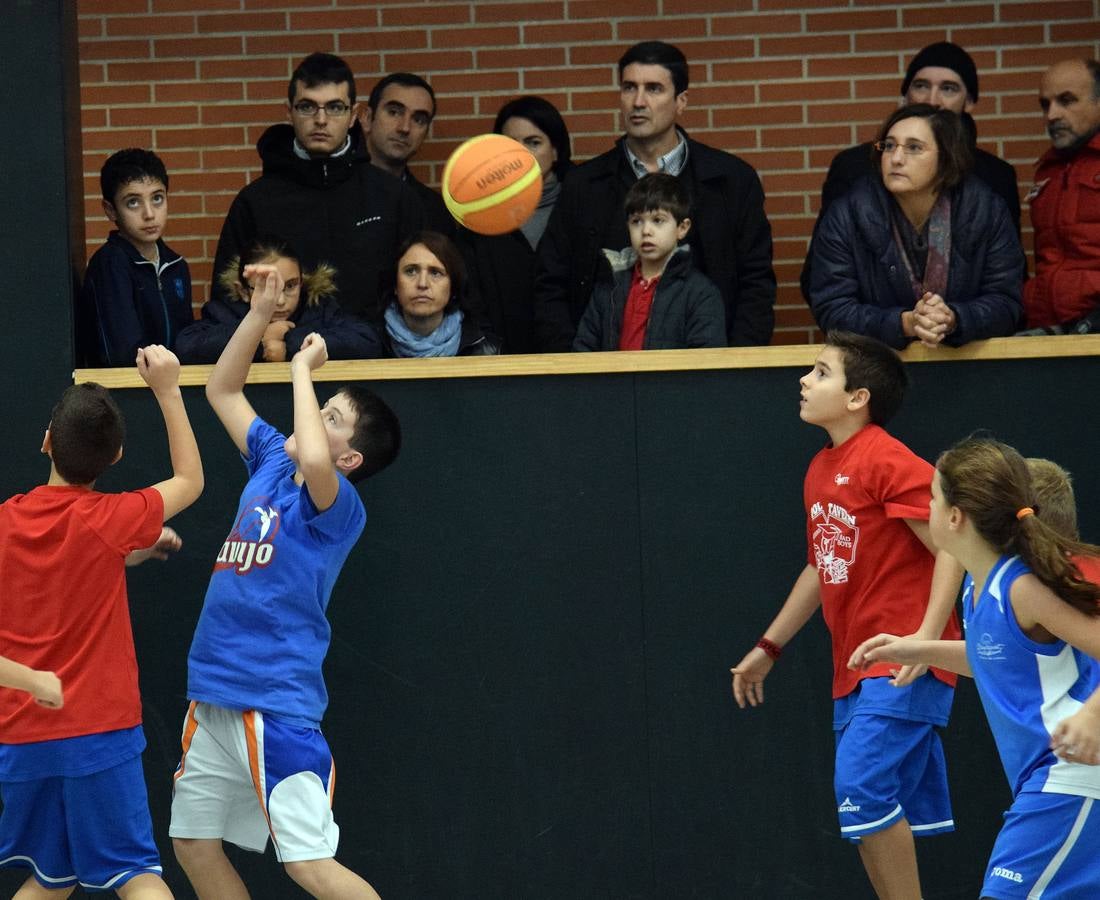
177 235 384 363
806 103 1024 348
458 96 573 354
382 231 501 357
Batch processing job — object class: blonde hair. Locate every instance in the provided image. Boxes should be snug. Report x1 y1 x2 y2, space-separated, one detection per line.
1026 458 1078 541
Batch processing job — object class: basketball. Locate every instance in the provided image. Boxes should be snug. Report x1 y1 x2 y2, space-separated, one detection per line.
442 134 543 236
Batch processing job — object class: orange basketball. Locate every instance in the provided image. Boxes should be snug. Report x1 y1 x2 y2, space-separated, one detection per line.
442 134 543 236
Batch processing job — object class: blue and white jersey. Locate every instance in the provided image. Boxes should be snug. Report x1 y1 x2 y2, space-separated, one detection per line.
963 555 1100 800
187 418 366 728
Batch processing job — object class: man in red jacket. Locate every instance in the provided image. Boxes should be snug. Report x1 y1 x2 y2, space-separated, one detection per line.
1020 59 1100 333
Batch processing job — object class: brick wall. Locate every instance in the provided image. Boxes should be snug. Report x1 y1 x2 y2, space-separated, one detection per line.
76 0 1100 344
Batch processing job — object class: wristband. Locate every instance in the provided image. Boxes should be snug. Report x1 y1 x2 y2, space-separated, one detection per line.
756 637 782 660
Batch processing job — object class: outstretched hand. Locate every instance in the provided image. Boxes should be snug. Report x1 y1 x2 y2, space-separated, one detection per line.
730 647 774 709
136 344 182 393
243 263 285 322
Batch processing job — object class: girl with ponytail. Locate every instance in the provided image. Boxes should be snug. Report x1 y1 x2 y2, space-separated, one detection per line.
850 435 1100 900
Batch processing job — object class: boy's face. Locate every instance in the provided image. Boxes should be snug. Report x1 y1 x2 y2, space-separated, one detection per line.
284 391 362 476
104 177 167 254
798 346 856 427
628 208 690 270
288 79 357 157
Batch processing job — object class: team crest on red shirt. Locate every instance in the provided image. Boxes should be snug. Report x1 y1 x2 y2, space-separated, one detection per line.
810 500 859 584
213 495 280 575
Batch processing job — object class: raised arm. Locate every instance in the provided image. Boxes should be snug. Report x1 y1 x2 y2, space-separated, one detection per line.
731 563 822 708
290 333 340 511
205 265 281 453
137 345 204 521
0 655 63 708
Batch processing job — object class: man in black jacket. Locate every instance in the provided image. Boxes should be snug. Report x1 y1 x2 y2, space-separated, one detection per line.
801 42 1020 301
359 72 455 237
533 41 776 351
210 53 422 322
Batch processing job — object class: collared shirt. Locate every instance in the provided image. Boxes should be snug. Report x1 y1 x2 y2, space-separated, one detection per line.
624 132 689 178
618 264 661 350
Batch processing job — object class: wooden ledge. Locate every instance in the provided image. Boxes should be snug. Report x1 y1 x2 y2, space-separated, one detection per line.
73 334 1100 388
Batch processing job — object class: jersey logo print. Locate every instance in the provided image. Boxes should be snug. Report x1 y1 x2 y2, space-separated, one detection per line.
214 496 280 575
976 633 1006 661
810 501 859 584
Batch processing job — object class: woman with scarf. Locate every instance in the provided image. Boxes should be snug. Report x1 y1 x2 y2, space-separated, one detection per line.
807 104 1024 349
458 96 572 354
382 231 501 358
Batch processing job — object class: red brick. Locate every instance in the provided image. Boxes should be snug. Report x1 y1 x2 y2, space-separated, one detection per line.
201 103 276 125
526 66 615 90
771 327 818 346
686 85 756 107
808 101 889 125
760 34 851 57
171 174 252 197
339 29 425 52
79 0 148 13
999 93 1043 116
153 0 239 9
155 125 245 148
290 9 377 30
81 63 106 83
1051 21 1100 42
809 55 898 77
429 116 497 139
769 216 815 239
334 54 384 79
202 147 260 169
736 149 806 171
80 38 153 60
561 111 616 133
761 80 850 103
242 0 330 8
619 17 708 40
854 77 905 100
713 59 802 82
252 34 335 58
712 13 803 36
107 59 200 81
157 80 243 103
431 71 519 94
156 149 202 171
82 128 155 151
380 49 474 72
199 57 288 80
1000 137 1049 161
761 196 810 217
854 30 945 53
432 25 519 49
715 105 803 127
567 0 658 17
806 9 896 31
480 47 565 70
665 0 752 11
198 12 289 34
902 4 993 26
81 83 153 105
154 35 243 58
474 3 565 24
106 14 196 36
981 70 1049 93
111 105 199 127
696 128 758 151
81 109 109 128
379 4 470 27
979 116 1050 138
566 90 616 112
952 24 1045 47
523 21 611 43
1000 0 1093 21
245 79 288 102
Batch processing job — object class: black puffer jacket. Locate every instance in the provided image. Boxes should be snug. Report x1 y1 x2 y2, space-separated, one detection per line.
210 122 423 321
573 246 726 351
807 175 1025 348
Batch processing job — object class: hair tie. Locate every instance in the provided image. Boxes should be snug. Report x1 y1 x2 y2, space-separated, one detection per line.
1016 507 1035 521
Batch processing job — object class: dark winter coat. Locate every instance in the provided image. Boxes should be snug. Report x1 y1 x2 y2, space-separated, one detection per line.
807 175 1025 348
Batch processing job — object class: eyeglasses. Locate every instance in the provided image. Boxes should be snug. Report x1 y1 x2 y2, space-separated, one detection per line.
873 139 933 157
291 100 351 118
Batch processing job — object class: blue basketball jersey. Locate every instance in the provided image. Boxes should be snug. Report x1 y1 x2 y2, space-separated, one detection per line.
963 555 1100 800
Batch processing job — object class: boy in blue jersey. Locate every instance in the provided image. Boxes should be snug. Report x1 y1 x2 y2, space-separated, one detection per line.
168 265 400 900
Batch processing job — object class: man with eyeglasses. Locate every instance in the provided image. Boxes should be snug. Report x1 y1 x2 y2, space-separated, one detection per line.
359 73 455 236
209 52 422 322
1018 59 1100 334
802 42 1020 303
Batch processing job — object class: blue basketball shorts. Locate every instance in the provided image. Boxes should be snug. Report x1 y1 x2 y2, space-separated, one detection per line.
0 754 162 892
980 792 1100 899
834 711 954 843
169 701 339 863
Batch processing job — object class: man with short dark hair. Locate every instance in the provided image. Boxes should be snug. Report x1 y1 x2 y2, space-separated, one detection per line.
210 53 422 322
533 40 776 351
1019 59 1100 333
360 72 454 235
801 42 1020 305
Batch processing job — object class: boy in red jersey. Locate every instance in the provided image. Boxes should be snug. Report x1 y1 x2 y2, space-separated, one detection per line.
730 331 963 900
0 346 203 899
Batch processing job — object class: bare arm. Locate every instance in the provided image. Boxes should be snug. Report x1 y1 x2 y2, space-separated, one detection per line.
0 656 63 708
848 634 972 677
731 563 821 708
137 346 204 521
290 333 340 512
205 265 282 454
